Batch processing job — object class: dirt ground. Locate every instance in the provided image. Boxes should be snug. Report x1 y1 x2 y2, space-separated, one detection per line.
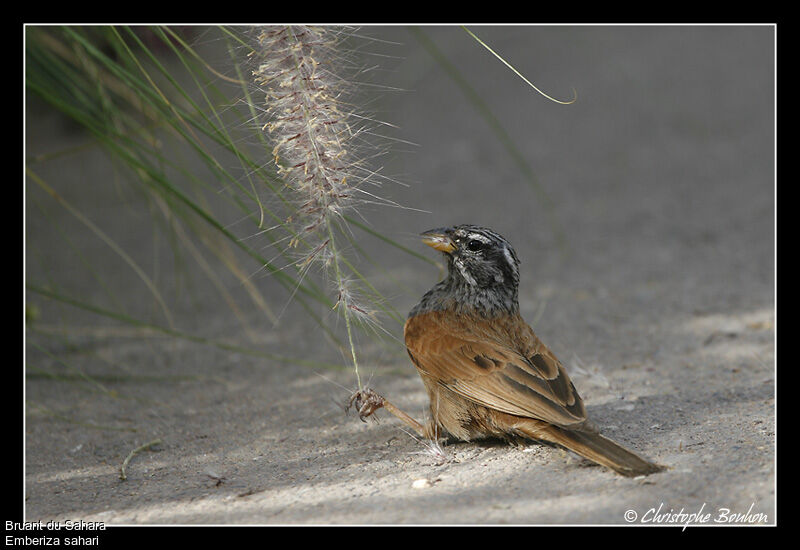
24 25 775 525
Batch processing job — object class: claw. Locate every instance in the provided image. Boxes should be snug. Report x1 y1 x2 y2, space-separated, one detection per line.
347 388 386 422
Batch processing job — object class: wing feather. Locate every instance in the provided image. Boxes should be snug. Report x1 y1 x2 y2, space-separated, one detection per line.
405 310 587 429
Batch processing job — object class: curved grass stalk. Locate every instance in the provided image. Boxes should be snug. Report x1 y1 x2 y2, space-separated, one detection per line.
27 167 175 329
461 26 577 105
409 26 568 252
27 283 350 372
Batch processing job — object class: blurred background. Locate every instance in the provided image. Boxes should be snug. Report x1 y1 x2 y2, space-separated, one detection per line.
24 25 774 524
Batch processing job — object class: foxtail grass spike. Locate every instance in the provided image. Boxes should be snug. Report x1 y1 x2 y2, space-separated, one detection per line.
251 25 392 388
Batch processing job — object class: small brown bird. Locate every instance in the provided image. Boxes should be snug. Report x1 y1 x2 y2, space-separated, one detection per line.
351 225 663 477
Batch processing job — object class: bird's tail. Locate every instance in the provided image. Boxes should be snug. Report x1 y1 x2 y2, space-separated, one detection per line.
517 423 665 477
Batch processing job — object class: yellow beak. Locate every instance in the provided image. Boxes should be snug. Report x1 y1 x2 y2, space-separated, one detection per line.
421 229 456 254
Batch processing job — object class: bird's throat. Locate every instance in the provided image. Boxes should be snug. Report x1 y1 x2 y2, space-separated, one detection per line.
410 275 519 319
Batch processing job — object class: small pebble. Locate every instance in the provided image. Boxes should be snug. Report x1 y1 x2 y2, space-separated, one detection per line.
412 478 432 489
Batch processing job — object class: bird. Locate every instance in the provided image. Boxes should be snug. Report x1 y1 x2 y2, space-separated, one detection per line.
350 224 664 477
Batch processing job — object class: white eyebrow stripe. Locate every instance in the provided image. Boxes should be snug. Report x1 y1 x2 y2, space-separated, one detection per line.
466 232 492 243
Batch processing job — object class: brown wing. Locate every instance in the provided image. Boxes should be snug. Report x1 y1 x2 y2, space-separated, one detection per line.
405 309 588 430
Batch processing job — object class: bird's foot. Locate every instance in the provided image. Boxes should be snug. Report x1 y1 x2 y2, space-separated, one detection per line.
347 388 386 422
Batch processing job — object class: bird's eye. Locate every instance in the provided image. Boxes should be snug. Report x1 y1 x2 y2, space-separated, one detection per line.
466 240 483 252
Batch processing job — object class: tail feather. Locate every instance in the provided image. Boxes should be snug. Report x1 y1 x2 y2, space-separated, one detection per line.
519 424 665 477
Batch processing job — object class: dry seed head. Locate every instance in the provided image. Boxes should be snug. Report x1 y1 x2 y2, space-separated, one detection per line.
250 25 396 342
252 25 362 254
333 276 381 328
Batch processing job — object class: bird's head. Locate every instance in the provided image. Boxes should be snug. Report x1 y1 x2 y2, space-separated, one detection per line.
421 225 520 293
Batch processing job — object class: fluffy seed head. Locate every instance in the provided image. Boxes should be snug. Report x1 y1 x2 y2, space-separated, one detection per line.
252 26 355 247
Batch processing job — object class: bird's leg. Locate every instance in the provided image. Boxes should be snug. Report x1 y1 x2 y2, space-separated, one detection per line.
348 388 428 438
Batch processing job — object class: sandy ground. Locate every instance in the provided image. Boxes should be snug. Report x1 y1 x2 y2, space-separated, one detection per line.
24 25 775 525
